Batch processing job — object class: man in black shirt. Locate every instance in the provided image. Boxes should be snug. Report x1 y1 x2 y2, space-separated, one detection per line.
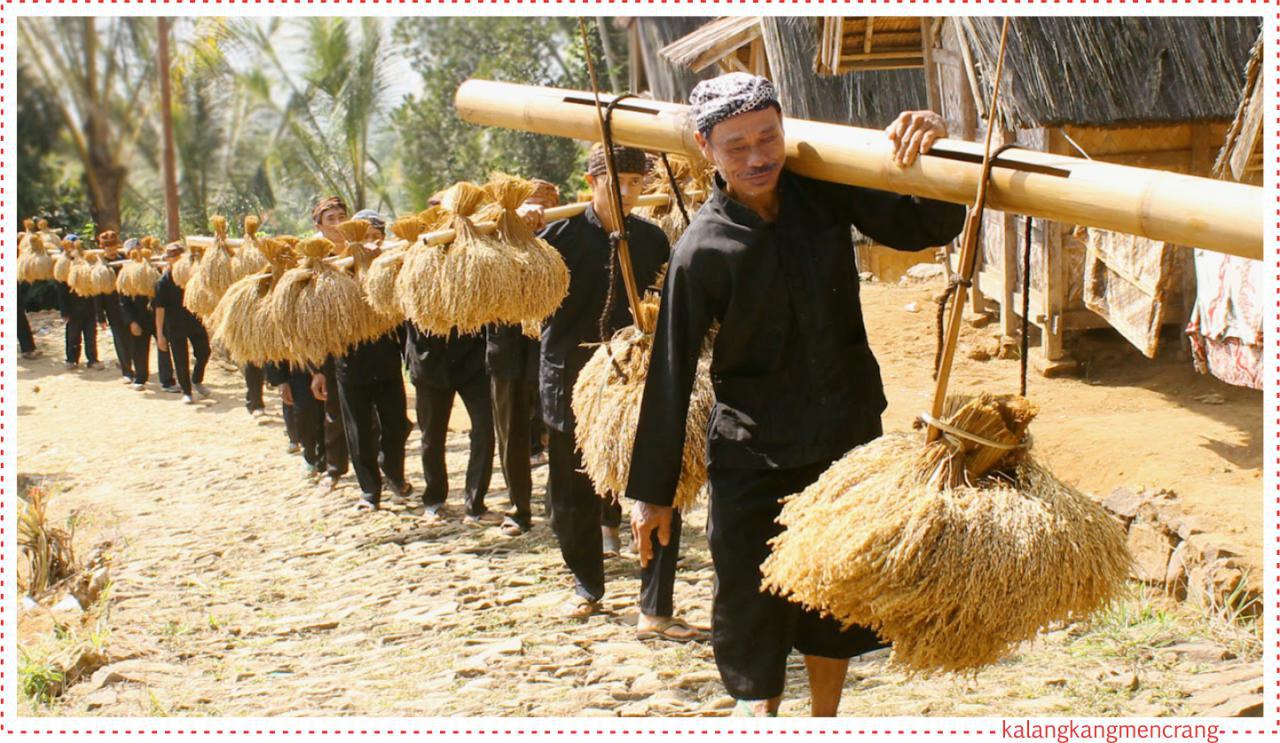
536 144 690 629
119 239 156 391
154 242 212 405
97 231 135 384
304 196 351 492
627 73 966 716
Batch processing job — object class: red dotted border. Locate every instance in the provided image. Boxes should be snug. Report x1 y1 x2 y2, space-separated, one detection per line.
1 0 1274 737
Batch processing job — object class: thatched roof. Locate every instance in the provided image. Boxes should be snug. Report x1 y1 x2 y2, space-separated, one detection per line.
659 16 762 73
631 17 718 103
957 17 1261 129
761 17 928 129
816 17 925 75
1213 33 1263 184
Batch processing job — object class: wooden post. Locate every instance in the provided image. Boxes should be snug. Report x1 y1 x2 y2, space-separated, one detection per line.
1041 221 1066 362
920 17 941 114
999 126 1020 337
157 17 180 242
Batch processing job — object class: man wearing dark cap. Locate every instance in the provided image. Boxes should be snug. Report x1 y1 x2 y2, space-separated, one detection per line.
626 72 967 716
535 143 695 639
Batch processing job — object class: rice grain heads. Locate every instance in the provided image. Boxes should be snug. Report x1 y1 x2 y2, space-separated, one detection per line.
267 236 381 367
232 215 268 279
171 242 202 289
395 182 521 336
211 238 296 366
760 394 1130 674
90 254 117 295
571 294 714 512
362 217 422 324
53 242 76 284
185 216 238 319
486 173 570 326
17 234 54 283
636 155 713 244
117 247 161 298
69 254 105 297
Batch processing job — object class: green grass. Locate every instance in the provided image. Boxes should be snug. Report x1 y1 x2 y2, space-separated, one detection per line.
18 649 64 707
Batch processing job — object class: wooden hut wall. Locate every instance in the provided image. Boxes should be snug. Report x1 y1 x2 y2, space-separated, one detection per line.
633 17 718 103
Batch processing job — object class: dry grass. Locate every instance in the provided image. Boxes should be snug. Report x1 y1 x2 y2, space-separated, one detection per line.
266 236 382 366
18 234 55 283
571 294 713 511
171 244 202 289
363 251 407 324
210 238 297 365
18 481 77 598
486 173 570 326
68 256 101 297
184 216 239 318
396 182 523 336
232 216 268 279
762 395 1131 674
116 249 160 299
90 259 117 296
53 248 76 285
635 155 714 245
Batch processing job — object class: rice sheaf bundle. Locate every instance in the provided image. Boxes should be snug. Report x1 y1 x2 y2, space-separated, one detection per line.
396 182 520 336
184 216 237 318
636 155 713 244
53 241 77 284
17 233 55 283
90 253 118 295
760 394 1131 674
267 236 380 367
117 247 161 298
211 238 296 366
571 293 714 512
232 215 268 279
486 173 570 326
363 217 422 324
171 241 203 288
69 253 103 297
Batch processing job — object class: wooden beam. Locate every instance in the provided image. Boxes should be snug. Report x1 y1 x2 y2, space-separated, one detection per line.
921 17 941 113
863 17 874 54
840 51 924 61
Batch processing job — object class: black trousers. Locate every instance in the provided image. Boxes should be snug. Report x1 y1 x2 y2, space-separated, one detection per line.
707 463 886 701
157 343 175 387
244 364 265 412
289 373 325 468
414 377 493 515
337 374 409 500
491 377 534 526
128 330 152 385
283 402 300 446
65 312 98 364
167 324 210 397
102 296 133 378
17 283 34 353
321 365 348 478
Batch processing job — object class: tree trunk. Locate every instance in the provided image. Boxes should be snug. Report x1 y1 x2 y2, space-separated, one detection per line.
595 18 622 92
84 109 125 233
158 17 180 241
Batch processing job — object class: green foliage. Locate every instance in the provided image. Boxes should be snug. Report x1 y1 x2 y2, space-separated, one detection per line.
392 17 623 207
18 649 64 707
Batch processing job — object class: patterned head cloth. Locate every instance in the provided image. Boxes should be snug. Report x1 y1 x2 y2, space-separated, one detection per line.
587 143 651 178
689 72 780 138
311 196 349 225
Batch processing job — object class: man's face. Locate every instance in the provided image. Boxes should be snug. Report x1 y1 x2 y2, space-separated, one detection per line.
164 251 182 266
696 106 787 201
586 171 647 216
316 207 349 242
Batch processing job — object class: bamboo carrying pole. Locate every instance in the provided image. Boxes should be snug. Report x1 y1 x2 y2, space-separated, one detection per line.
454 80 1263 260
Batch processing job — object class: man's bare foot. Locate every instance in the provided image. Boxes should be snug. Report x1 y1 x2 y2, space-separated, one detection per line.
636 615 708 642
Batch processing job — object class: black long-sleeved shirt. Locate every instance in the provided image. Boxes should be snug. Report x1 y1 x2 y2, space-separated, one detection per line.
538 205 670 434
152 271 203 337
120 294 153 333
626 170 966 507
336 328 405 385
485 324 539 383
405 323 487 390
56 283 96 319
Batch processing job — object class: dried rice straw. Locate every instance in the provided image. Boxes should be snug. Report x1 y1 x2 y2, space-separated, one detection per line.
636 155 712 245
117 247 161 298
363 217 422 324
267 236 382 367
571 293 714 512
171 241 203 289
17 234 55 283
761 393 1130 674
232 215 268 279
485 173 570 325
185 216 237 318
211 238 297 366
69 253 102 297
90 254 117 295
53 242 77 284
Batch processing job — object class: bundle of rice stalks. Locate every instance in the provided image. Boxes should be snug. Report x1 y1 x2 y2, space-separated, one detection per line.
267 236 381 366
90 254 117 296
571 293 714 512
418 205 451 232
53 242 77 284
362 217 422 323
116 247 161 298
18 483 77 598
210 238 297 366
17 234 55 283
486 173 570 325
395 182 521 336
636 155 714 244
36 219 62 252
185 216 237 318
171 241 203 288
760 393 1130 674
68 254 100 297
232 215 268 279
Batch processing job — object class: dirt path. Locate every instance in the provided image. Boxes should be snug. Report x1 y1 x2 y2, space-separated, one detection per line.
15 280 1263 717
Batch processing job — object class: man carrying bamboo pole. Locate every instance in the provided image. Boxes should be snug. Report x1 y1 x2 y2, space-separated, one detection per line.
536 144 696 637
97 231 135 384
154 243 212 405
300 196 351 492
626 73 966 716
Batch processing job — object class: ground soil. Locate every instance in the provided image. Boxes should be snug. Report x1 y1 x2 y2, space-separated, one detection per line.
14 278 1264 717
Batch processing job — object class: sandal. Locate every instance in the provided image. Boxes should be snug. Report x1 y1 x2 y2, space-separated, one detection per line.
636 616 708 643
558 594 600 619
500 516 531 537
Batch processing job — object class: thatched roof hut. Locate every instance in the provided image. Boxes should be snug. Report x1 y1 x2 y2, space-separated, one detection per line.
1212 33 1263 185
626 17 717 103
